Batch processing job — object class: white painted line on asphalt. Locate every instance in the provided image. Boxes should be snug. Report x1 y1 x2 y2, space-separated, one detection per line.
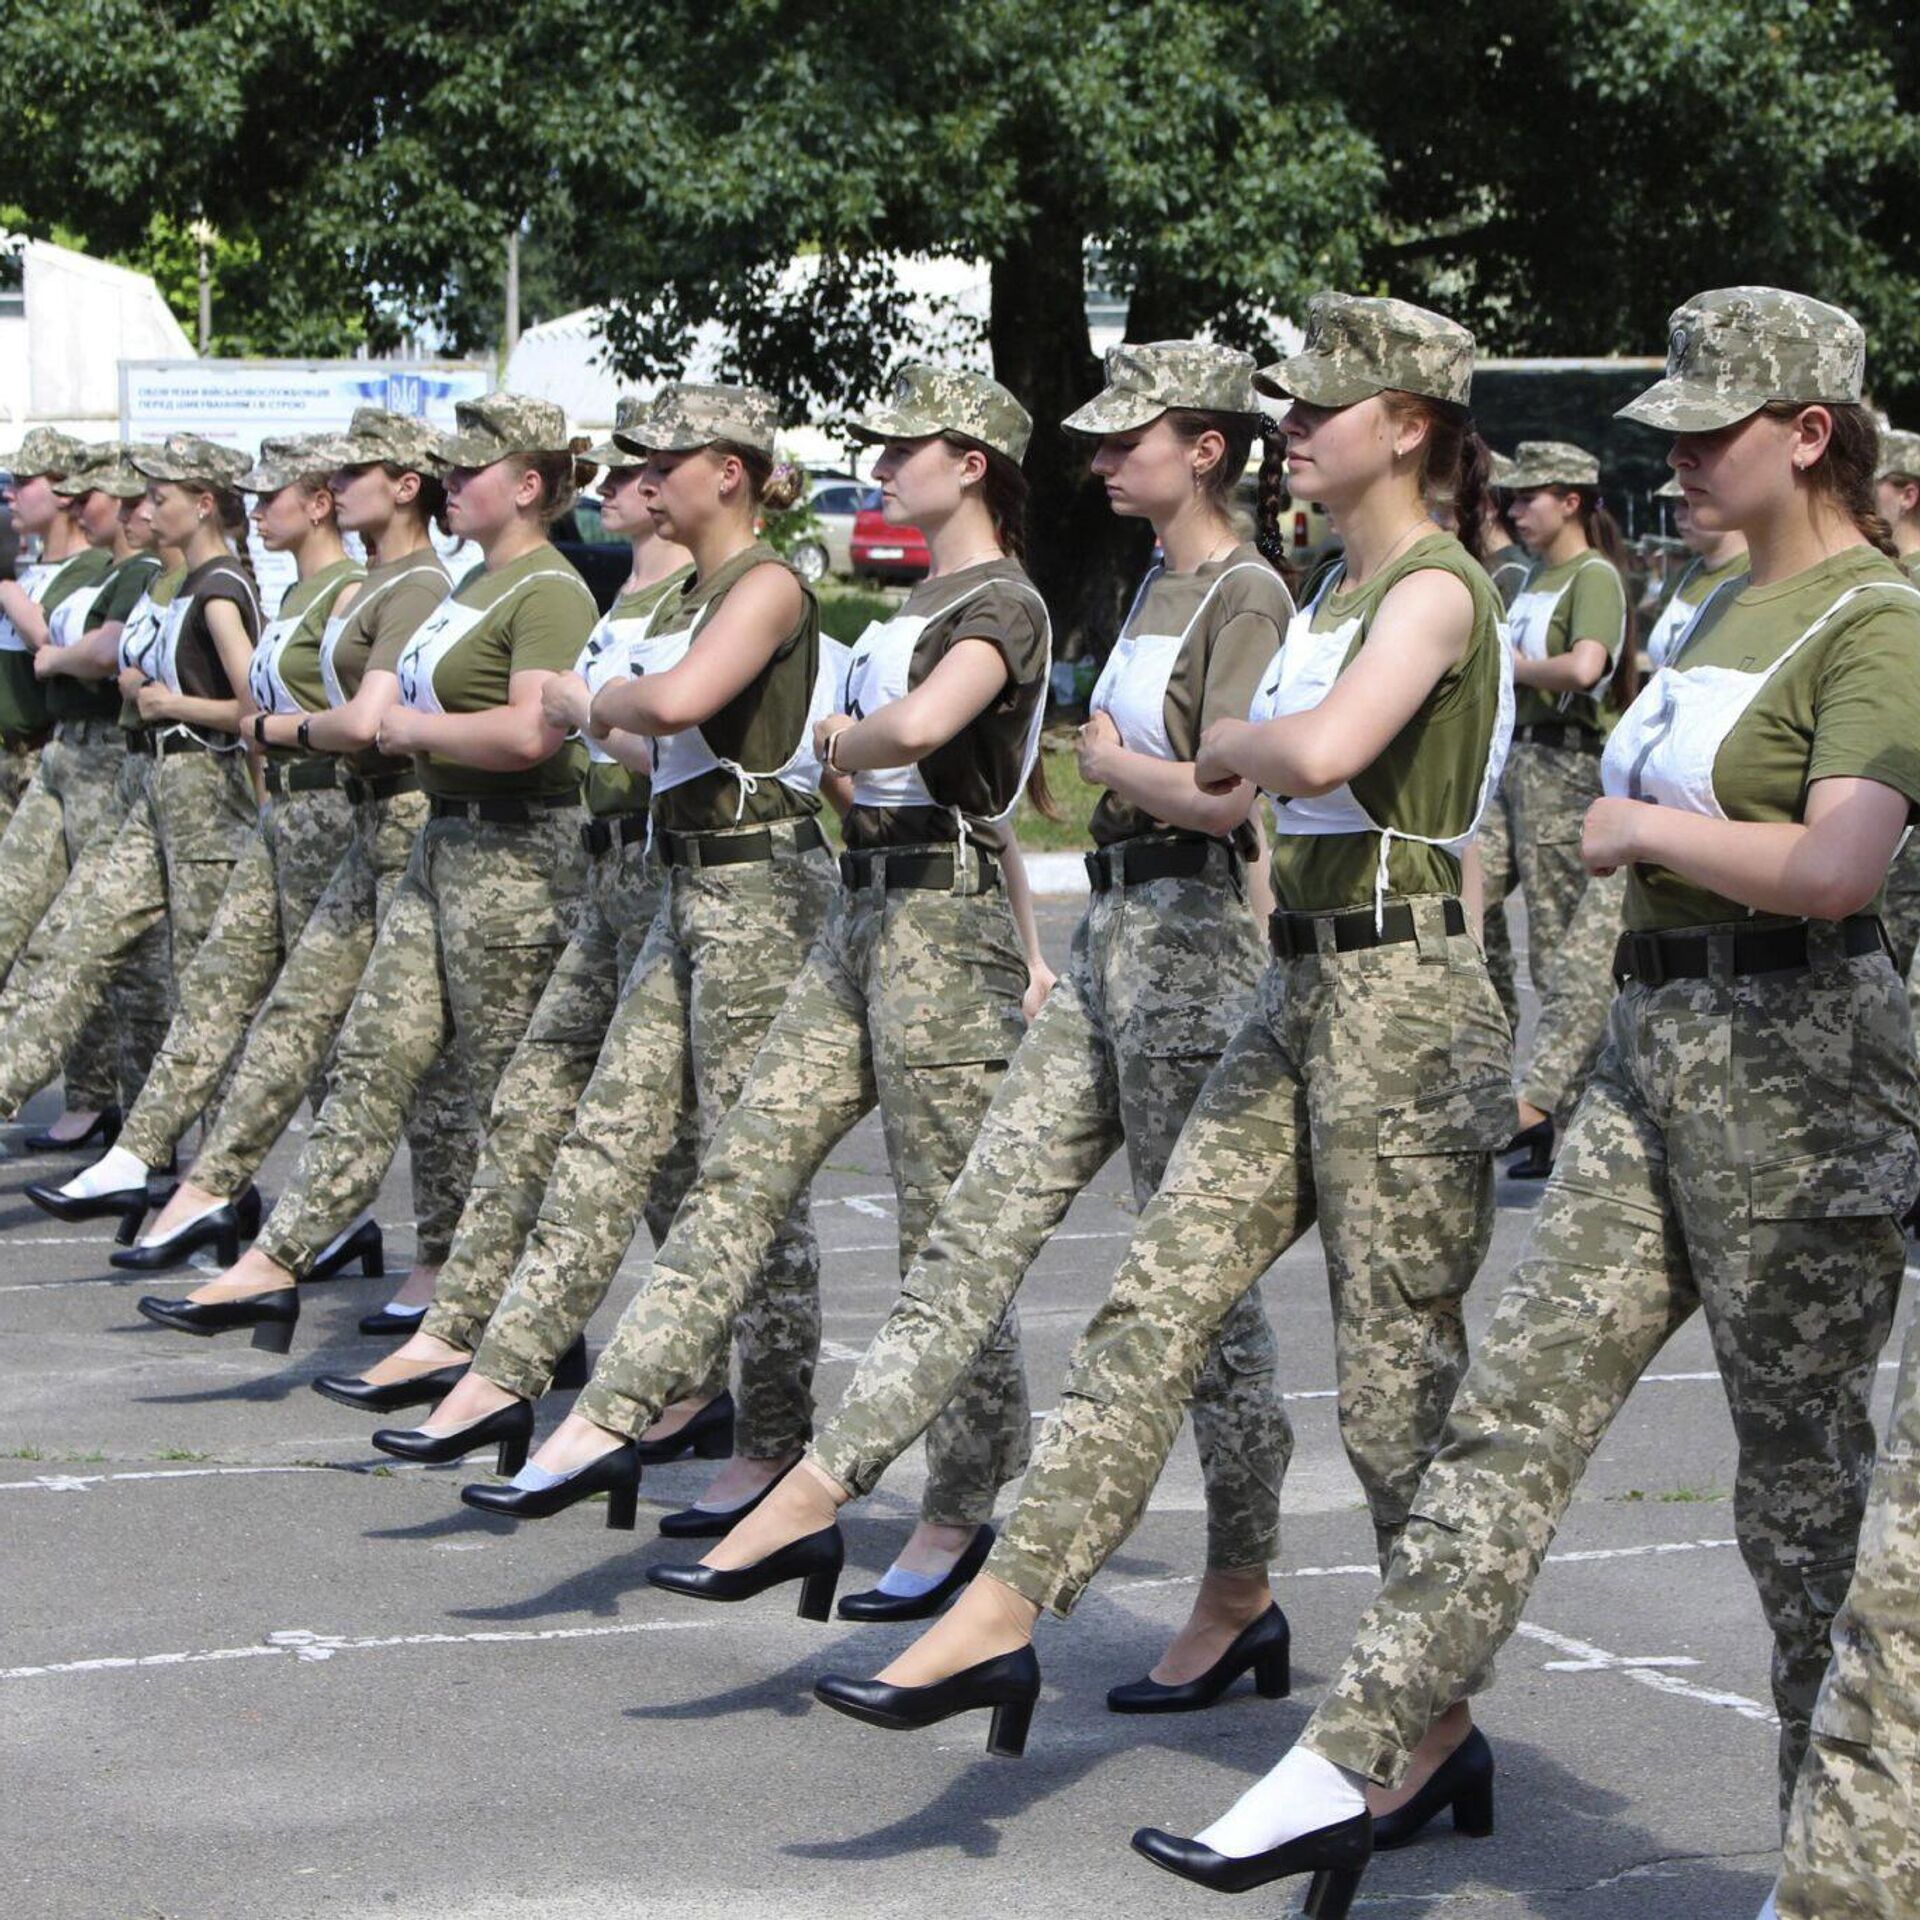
1516 1620 1776 1723
841 1196 894 1220
0 1616 716 1682
0 1461 428 1492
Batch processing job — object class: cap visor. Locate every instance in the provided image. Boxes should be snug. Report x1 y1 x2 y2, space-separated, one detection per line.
1615 378 1767 433
582 439 638 468
1253 355 1383 407
436 434 511 468
1060 392 1168 434
849 408 945 445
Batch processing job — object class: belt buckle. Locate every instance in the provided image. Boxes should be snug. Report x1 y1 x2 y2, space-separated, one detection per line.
1635 934 1666 989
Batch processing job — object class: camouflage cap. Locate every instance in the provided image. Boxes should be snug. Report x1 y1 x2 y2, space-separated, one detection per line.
0 426 92 479
133 432 253 490
1503 440 1602 490
239 434 338 494
1656 476 1685 499
1062 342 1258 435
436 392 573 469
1257 294 1474 411
52 443 148 499
1486 448 1519 488
613 383 781 460
853 363 1032 463
1617 286 1865 432
1877 426 1920 482
325 406 446 474
580 396 653 472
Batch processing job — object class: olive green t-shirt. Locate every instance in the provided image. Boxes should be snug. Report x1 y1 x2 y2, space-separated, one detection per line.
647 543 822 836
1903 550 1920 585
408 543 596 799
323 548 450 777
1269 532 1508 912
1089 543 1289 855
842 558 1050 854
580 567 693 818
269 556 365 720
1509 549 1627 733
1624 547 1920 932
0 546 113 736
1642 550 1749 674
1484 542 1531 612
47 550 161 725
164 555 261 702
119 565 184 735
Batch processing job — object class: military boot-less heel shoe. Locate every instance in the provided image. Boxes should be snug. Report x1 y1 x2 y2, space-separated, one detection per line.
1106 1603 1291 1714
110 1187 263 1273
1369 1727 1495 1851
633 1390 735 1463
649 1523 844 1621
24 1106 122 1154
458 1438 640 1530
306 1218 385 1283
813 1645 1042 1759
372 1400 535 1477
23 1179 165 1246
136 1285 299 1354
836 1524 995 1624
1131 1814 1372 1915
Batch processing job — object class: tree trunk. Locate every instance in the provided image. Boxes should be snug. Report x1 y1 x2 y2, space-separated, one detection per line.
989 210 1150 668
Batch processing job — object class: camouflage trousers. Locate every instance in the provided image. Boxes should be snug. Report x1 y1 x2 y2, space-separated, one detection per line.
0 745 254 1122
1516 866 1625 1120
1881 833 1920 979
186 789 469 1262
0 721 137 1109
984 900 1512 1616
253 806 586 1278
1477 781 1522 1036
116 780 351 1166
813 847 1288 1562
0 739 39 828
573 847 1031 1524
1505 737 1604 995
416 832 698 1350
464 829 833 1458
1778 1301 1920 1919
1301 930 1918 1806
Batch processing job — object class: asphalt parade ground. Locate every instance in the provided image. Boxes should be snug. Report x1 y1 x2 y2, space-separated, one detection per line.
5 896 1906 1920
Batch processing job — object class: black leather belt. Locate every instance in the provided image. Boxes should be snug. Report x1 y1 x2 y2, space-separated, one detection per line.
263 759 339 796
0 728 51 753
1613 916 1886 987
581 812 650 856
342 768 419 804
838 844 999 892
1270 896 1468 960
658 817 827 869
1086 835 1229 894
427 789 578 824
141 729 222 758
1513 721 1603 755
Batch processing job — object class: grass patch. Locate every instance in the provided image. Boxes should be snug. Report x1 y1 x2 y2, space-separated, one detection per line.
2 1445 106 1463
1616 1486 1728 1504
155 1447 211 1463
817 581 902 644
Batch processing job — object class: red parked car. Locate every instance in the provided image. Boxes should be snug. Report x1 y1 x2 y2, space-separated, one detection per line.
850 489 930 583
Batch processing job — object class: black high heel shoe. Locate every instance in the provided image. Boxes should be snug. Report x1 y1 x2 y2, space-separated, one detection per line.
458 1437 639 1529
358 1302 427 1337
1131 1814 1373 1914
312 1361 469 1414
1504 1116 1553 1180
306 1218 384 1283
24 1106 122 1153
837 1524 995 1624
634 1390 735 1464
1369 1727 1495 1851
372 1401 536 1477
647 1523 844 1621
813 1645 1041 1759
656 1455 794 1539
22 1177 171 1246
1107 1602 1292 1714
108 1187 263 1273
136 1286 299 1354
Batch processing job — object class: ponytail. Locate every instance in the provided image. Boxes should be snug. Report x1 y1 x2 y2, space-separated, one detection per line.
1547 486 1641 709
1381 392 1493 566
1760 401 1900 558
1254 415 1291 575
215 488 259 598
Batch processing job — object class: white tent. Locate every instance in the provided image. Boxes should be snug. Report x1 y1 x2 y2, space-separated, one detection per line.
0 238 193 440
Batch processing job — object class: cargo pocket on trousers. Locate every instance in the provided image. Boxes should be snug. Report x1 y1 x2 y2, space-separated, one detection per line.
1749 1128 1920 1222
1377 1076 1515 1159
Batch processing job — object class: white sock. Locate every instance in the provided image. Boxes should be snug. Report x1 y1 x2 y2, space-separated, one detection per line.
508 1460 569 1492
61 1145 152 1200
876 1562 950 1599
1195 1748 1368 1859
139 1194 231 1246
380 1299 426 1321
1756 1884 1780 1920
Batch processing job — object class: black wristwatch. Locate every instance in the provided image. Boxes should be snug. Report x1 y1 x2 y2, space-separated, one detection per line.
297 718 313 751
252 712 269 745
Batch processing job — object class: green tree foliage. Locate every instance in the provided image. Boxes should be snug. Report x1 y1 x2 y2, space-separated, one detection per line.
4 1 1917 640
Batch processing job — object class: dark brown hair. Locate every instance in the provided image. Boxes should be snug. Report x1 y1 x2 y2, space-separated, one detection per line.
379 463 449 539
511 451 579 526
215 488 259 595
1541 483 1640 709
1760 401 1900 557
1380 392 1498 567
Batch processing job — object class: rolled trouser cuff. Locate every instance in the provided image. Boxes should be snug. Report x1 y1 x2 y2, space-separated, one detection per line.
571 1380 655 1441
473 1338 564 1404
982 1533 1089 1619
808 1429 888 1503
1300 1718 1417 1791
418 1302 484 1357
